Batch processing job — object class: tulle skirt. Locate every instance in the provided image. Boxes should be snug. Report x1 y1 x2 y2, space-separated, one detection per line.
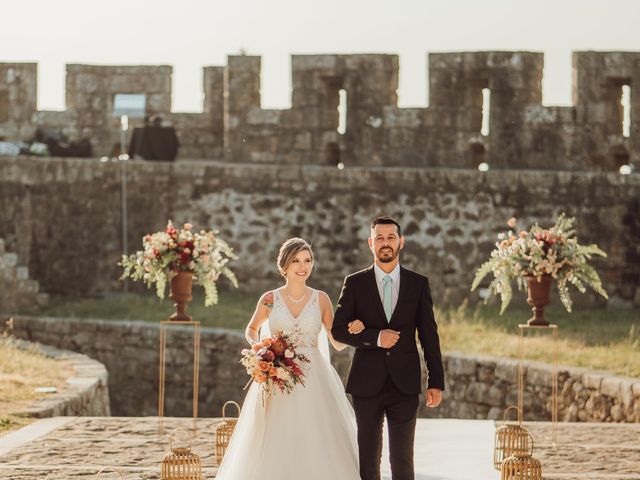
215 347 360 479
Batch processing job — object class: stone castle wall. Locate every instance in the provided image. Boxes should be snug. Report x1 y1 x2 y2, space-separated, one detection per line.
11 316 640 422
0 156 638 305
9 337 110 418
1 51 639 169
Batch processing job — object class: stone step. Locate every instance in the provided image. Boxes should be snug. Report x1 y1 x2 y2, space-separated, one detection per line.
16 266 29 280
17 279 39 294
2 252 17 268
0 241 48 310
0 265 16 280
36 292 50 306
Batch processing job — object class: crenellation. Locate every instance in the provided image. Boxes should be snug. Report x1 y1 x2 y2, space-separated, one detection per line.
0 50 638 170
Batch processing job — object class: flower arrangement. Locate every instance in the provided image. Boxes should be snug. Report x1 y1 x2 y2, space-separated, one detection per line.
119 221 238 306
240 332 309 401
471 213 608 313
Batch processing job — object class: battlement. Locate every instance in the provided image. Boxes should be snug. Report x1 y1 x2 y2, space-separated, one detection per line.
0 50 638 169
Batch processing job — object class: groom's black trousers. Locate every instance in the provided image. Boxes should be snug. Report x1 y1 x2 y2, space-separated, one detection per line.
352 375 419 480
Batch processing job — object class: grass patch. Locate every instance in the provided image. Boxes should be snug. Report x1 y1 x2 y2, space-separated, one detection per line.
18 291 640 378
437 301 640 378
0 338 73 435
22 288 258 331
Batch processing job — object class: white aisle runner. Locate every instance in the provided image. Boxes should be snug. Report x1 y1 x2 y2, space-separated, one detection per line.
381 419 500 480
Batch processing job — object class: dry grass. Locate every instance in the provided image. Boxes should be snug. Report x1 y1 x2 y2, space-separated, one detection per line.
0 336 72 435
437 301 640 378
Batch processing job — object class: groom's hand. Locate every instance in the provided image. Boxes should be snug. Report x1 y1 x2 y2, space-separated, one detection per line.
425 388 442 408
379 329 400 348
348 320 365 334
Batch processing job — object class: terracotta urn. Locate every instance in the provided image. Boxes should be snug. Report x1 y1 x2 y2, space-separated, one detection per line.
169 271 194 321
525 274 552 326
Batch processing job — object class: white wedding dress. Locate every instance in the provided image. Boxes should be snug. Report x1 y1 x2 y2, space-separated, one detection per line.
215 289 360 479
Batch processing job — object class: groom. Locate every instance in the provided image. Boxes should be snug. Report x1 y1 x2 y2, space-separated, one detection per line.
332 215 445 480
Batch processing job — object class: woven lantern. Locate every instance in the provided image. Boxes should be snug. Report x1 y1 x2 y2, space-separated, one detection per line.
501 453 543 480
500 432 542 480
494 406 531 470
161 428 202 480
214 400 241 466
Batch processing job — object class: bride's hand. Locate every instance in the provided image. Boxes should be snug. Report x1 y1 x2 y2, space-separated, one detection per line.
348 320 365 334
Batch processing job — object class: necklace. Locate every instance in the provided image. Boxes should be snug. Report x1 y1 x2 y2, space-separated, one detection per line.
285 289 307 304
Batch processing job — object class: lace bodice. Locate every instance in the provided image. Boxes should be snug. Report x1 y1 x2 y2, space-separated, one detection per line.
268 289 323 347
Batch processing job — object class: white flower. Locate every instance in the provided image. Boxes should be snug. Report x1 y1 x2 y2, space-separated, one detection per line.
276 368 291 380
284 349 294 358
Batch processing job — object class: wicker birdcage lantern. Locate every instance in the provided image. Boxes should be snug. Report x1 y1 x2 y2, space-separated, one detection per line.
95 467 123 479
494 406 531 470
214 400 241 466
161 428 202 480
501 453 542 480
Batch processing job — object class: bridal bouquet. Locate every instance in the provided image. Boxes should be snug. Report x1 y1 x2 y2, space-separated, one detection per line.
471 213 608 313
119 220 238 306
241 332 309 401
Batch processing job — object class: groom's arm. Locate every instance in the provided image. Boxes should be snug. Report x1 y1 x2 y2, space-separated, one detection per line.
332 276 380 349
416 276 445 390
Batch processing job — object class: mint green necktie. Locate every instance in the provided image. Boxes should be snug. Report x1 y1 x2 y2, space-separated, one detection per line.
383 274 393 321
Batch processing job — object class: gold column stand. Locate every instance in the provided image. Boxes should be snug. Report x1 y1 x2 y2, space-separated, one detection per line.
517 323 558 447
158 320 201 435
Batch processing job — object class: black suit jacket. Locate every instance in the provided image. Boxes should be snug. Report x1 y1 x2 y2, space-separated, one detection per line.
332 265 445 397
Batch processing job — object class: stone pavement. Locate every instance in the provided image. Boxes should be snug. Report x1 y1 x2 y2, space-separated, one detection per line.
0 417 638 479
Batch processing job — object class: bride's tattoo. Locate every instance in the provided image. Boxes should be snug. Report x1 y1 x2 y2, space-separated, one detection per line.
262 292 274 309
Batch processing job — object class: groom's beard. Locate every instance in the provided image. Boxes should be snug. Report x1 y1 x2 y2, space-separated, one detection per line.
377 246 399 263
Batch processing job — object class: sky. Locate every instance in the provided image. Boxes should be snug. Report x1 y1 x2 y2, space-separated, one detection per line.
2 0 639 112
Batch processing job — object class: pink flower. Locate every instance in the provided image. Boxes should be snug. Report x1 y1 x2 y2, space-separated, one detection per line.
507 217 517 229
184 223 193 230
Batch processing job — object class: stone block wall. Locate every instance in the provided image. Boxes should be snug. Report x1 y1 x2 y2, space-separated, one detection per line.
9 338 111 417
425 353 640 423
1 51 638 169
11 316 639 422
0 157 638 305
12 316 249 417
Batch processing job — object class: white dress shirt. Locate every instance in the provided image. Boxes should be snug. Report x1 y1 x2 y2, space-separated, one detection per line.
373 262 400 347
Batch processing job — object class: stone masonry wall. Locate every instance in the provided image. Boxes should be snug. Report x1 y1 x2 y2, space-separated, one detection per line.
333 349 640 422
0 157 638 305
1 51 638 170
427 353 640 422
12 316 249 417
9 337 110 418
11 316 640 422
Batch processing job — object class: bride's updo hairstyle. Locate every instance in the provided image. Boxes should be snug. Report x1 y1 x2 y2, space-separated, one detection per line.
277 238 314 277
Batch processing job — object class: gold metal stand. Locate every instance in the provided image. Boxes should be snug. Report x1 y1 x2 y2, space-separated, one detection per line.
517 323 558 446
158 320 201 421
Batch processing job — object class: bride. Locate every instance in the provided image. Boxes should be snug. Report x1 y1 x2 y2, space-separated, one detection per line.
215 238 363 479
